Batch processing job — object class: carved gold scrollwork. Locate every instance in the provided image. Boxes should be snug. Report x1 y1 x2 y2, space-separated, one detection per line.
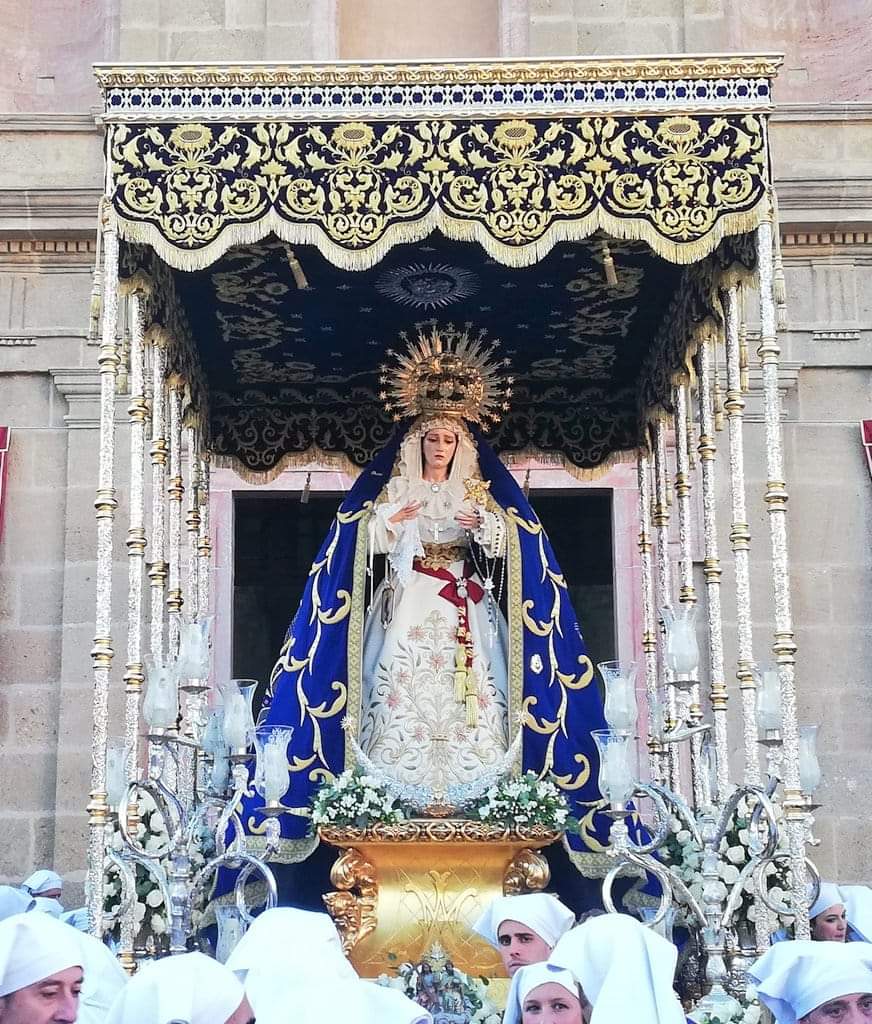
503 848 551 895
323 847 378 955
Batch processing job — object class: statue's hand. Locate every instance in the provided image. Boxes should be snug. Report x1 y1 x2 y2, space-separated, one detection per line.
455 508 482 530
389 500 422 524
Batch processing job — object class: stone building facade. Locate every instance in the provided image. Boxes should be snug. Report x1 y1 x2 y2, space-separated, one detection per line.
1 1 870 902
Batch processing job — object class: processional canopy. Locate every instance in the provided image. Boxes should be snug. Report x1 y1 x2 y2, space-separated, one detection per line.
95 54 781 478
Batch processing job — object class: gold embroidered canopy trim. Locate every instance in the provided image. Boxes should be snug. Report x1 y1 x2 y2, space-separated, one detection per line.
97 55 780 272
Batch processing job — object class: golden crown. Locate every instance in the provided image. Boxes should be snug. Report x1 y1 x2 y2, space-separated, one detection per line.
378 325 513 426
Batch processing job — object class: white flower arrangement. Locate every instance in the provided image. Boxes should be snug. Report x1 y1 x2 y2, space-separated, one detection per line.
104 788 207 946
660 793 793 937
470 771 572 831
311 766 408 829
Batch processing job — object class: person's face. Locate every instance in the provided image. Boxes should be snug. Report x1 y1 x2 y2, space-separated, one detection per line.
521 982 585 1024
225 995 256 1024
801 992 872 1022
422 429 457 473
497 920 552 976
0 966 83 1024
37 889 63 900
812 903 848 942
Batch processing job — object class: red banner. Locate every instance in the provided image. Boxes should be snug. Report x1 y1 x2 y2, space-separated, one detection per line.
0 428 9 542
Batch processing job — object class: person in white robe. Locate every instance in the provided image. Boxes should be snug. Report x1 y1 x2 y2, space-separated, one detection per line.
809 882 848 942
503 962 587 1024
0 912 83 1024
105 952 252 1024
22 869 88 931
360 417 510 793
226 906 355 985
0 889 33 923
750 939 872 1023
251 975 432 1024
841 886 872 943
549 912 686 1024
473 893 576 977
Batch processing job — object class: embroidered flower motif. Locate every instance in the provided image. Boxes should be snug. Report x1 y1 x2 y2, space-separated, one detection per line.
493 119 538 154
530 654 543 674
331 121 375 153
168 123 213 154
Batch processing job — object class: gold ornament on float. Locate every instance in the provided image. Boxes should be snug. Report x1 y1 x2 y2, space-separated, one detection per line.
378 325 514 426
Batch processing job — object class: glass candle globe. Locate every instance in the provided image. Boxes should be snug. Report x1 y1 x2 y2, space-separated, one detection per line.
143 656 179 730
255 725 294 804
661 604 700 678
599 660 638 733
222 679 258 752
591 729 637 806
755 666 783 732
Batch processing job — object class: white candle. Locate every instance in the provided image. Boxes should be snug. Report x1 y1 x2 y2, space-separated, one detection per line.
223 692 249 750
262 732 291 803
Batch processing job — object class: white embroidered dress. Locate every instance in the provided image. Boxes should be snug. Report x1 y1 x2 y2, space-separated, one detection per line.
359 422 509 792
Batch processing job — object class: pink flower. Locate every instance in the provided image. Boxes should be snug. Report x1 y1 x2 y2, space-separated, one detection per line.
386 691 400 709
408 626 425 642
430 653 445 670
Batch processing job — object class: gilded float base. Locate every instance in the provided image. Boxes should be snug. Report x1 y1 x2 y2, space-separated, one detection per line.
320 820 559 980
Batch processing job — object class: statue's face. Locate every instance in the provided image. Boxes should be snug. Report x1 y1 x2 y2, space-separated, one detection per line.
422 428 457 471
521 982 585 1024
812 903 847 942
497 919 552 976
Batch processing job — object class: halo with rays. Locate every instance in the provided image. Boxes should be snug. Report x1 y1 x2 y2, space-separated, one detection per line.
378 323 513 426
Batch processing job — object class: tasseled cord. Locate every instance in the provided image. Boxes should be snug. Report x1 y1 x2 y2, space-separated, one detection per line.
601 242 618 287
300 471 311 504
285 245 310 290
522 467 531 499
770 190 789 331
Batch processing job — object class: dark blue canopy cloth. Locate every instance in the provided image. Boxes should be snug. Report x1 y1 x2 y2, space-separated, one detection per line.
229 421 638 882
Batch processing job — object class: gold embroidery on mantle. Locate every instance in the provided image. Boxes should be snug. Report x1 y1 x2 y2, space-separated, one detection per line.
108 115 768 270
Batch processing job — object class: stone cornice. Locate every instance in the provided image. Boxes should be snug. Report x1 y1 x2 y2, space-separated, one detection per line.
50 368 128 429
0 238 97 267
0 112 100 132
0 190 101 240
771 102 872 122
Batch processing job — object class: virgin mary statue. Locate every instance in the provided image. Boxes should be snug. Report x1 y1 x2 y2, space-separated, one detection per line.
249 326 614 858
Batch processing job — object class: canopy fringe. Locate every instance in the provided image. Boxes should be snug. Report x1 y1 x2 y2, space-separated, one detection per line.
113 200 769 275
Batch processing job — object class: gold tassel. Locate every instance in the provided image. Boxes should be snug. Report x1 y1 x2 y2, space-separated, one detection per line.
285 246 309 290
454 644 468 703
601 242 618 287
685 384 696 471
300 471 311 504
713 383 724 431
712 337 724 431
465 672 479 728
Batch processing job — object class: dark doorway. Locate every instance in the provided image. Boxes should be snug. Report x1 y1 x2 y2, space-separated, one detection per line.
232 489 615 700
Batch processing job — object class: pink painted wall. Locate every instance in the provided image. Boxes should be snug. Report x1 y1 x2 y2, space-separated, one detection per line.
0 0 114 113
